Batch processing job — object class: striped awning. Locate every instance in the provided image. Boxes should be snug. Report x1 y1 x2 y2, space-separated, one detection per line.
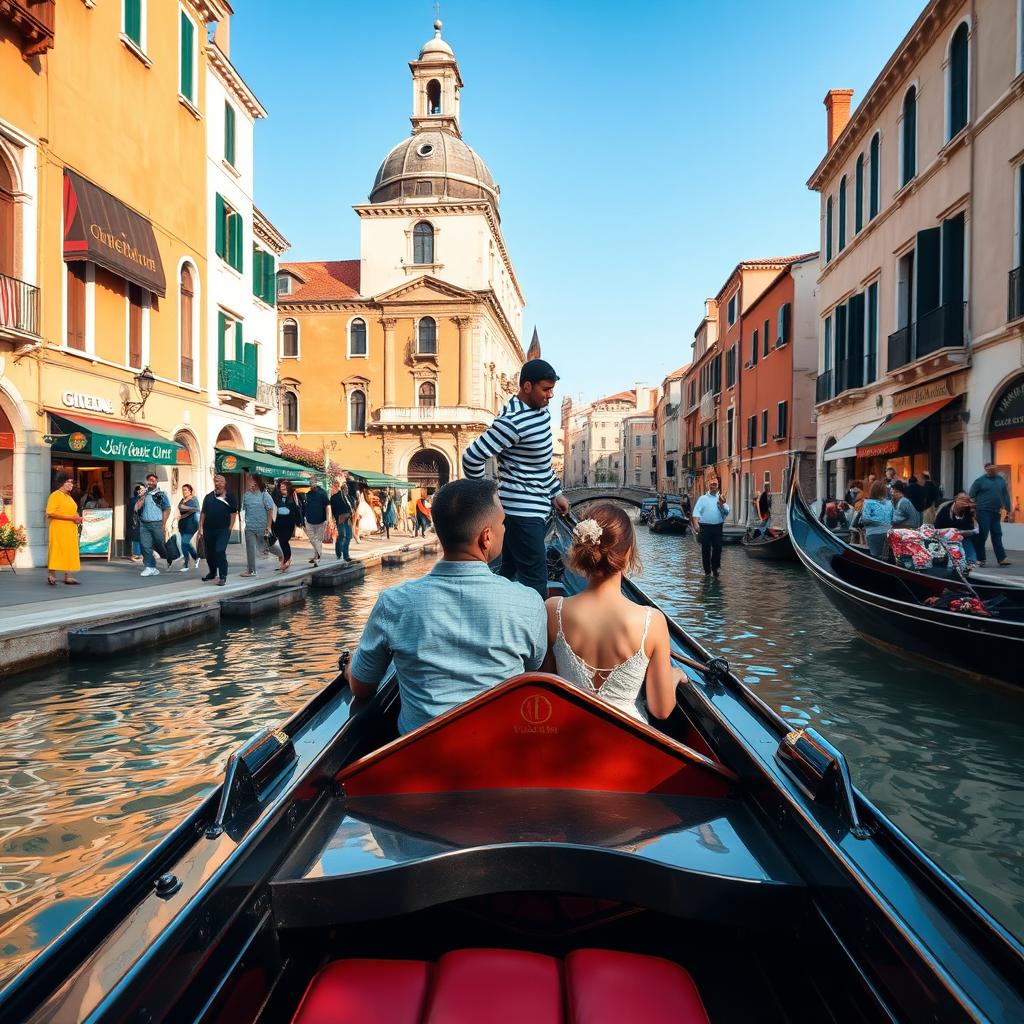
855 398 955 458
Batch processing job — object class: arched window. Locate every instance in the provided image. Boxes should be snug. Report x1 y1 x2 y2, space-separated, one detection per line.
349 317 367 356
948 22 969 139
418 316 437 354
281 318 298 357
349 389 366 432
869 133 880 219
179 265 195 383
427 79 441 115
854 154 864 235
413 221 434 264
418 381 437 408
838 176 847 251
0 154 14 277
825 195 833 263
282 391 298 432
901 87 917 186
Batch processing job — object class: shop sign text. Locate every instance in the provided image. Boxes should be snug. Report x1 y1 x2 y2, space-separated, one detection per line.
62 391 114 415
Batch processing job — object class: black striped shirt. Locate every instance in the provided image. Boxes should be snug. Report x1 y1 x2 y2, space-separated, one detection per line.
462 397 562 519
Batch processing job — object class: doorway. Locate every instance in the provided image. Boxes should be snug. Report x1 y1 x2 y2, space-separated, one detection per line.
407 448 450 494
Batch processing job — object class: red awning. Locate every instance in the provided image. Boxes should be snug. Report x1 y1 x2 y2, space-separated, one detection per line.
856 397 955 457
63 169 166 296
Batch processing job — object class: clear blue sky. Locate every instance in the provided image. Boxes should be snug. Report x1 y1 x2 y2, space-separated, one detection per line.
235 0 924 403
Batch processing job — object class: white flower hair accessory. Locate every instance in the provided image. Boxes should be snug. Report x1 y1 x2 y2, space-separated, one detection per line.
572 518 603 546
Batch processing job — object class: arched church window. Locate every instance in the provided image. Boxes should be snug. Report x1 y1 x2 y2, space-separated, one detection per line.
282 391 298 433
349 317 367 356
418 381 437 408
427 79 441 115
413 222 434 264
349 389 366 432
418 316 437 354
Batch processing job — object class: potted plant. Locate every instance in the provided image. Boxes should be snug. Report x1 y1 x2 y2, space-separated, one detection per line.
0 522 28 567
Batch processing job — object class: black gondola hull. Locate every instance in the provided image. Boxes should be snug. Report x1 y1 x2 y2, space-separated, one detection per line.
741 530 796 561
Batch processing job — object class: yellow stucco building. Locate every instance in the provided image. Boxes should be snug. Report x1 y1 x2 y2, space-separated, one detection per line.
277 21 527 491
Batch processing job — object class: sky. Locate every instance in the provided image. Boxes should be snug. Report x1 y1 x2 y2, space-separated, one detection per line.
234 0 925 404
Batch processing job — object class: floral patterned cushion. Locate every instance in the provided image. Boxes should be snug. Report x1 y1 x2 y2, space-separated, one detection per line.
888 526 968 572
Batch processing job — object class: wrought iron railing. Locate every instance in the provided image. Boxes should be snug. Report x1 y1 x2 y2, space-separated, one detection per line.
0 272 40 337
887 301 967 371
1010 267 1023 323
256 380 278 409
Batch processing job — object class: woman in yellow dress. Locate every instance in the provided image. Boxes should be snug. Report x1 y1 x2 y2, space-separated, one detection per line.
46 472 83 585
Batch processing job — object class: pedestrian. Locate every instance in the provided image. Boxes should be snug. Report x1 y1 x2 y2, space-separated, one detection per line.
657 493 668 521
904 475 927 513
240 475 275 577
134 472 172 578
407 493 418 534
177 484 201 571
680 493 692 521
414 490 433 536
922 472 941 510
691 477 730 577
126 484 144 561
356 486 377 537
329 477 354 562
753 484 772 536
461 357 569 597
197 474 237 586
83 485 107 509
302 476 330 566
46 472 82 586
968 463 1012 567
271 479 303 572
381 489 397 539
844 479 862 505
395 489 411 534
884 466 897 496
370 488 383 533
861 479 894 559
934 492 979 564
891 480 922 529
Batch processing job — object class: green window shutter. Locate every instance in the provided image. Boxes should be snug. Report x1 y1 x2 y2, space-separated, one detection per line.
180 11 195 101
124 0 142 46
265 254 276 306
233 214 244 273
224 103 236 166
234 319 243 361
217 311 227 362
252 244 260 296
215 194 226 259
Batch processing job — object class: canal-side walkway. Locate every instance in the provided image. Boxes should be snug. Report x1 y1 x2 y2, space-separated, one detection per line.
0 530 437 677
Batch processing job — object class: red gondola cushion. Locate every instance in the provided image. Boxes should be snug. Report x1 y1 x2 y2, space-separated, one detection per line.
291 958 432 1024
565 948 710 1024
424 948 563 1024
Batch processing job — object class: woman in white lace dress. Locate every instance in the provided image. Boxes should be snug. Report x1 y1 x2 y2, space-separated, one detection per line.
541 504 682 723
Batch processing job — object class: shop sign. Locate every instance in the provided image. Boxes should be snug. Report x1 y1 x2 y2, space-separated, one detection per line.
96 437 177 462
62 391 114 415
221 454 239 471
68 431 89 452
990 377 1024 438
892 378 953 412
253 436 276 453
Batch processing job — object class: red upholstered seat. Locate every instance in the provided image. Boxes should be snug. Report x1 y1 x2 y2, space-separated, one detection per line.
291 958 432 1024
565 948 710 1024
424 949 563 1024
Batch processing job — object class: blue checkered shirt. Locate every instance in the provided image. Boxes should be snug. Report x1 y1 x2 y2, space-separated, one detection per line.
350 560 547 734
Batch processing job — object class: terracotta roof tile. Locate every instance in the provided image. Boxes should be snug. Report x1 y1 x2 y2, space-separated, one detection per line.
279 260 361 301
595 389 635 405
665 363 690 380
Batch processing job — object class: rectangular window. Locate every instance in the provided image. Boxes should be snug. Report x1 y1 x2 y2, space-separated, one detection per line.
215 194 244 272
777 303 791 347
224 102 236 166
727 293 737 325
726 407 734 456
776 400 788 439
865 281 878 383
179 9 195 103
128 283 144 368
823 315 833 372
66 263 86 350
123 0 143 48
760 410 768 446
750 329 758 366
762 321 770 357
634 455 641 468
634 435 640 447
747 415 756 449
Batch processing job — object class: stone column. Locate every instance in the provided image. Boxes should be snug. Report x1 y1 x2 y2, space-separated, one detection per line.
380 317 397 407
453 316 474 407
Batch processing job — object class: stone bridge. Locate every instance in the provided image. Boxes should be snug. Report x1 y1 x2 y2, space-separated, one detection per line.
563 486 658 510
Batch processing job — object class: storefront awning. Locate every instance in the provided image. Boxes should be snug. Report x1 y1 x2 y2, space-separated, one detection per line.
47 412 183 464
855 397 955 458
347 470 413 489
215 448 313 480
822 418 886 462
63 169 166 296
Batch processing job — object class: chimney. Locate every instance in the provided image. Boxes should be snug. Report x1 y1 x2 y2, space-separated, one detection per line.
823 89 854 150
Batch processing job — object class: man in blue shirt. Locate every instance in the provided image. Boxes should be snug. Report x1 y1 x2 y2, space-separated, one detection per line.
969 463 1012 567
346 478 547 734
134 472 172 577
691 477 730 577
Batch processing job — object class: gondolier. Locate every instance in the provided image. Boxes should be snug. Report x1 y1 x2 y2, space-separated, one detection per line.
462 358 568 597
691 479 730 577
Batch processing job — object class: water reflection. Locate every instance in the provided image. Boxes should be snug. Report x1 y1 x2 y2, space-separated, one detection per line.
633 523 1024 941
0 558 432 983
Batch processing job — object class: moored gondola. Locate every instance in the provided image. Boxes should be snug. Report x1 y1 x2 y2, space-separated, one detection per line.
649 511 689 535
740 526 796 561
2 517 1024 1023
788 479 1024 686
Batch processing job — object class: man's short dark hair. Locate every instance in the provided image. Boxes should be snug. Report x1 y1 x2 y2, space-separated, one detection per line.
431 478 499 550
146 473 158 482
892 481 906 495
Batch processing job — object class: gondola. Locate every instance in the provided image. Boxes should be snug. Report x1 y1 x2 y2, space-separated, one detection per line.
788 480 1024 687
638 498 659 525
649 511 689 535
740 526 796 561
3 520 1024 1023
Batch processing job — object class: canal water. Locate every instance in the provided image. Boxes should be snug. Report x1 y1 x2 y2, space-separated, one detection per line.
1 524 1023 984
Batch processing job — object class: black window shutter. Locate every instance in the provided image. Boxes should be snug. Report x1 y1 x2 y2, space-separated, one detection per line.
902 90 917 184
846 293 865 389
941 214 965 306
949 25 968 136
916 227 941 314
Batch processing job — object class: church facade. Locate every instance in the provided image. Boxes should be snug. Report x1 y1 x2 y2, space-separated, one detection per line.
276 21 526 491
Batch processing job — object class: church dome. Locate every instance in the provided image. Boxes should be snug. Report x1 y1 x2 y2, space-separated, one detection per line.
419 20 454 60
369 130 499 208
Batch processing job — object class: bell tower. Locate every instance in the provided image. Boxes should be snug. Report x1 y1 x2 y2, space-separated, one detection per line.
410 20 463 138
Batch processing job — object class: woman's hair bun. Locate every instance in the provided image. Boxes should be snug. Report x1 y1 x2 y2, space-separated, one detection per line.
567 503 640 579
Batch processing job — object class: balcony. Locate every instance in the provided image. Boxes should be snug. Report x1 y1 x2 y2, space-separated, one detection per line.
1 0 55 60
1010 267 1023 323
887 301 967 373
0 272 40 340
218 343 258 405
374 405 495 429
815 370 834 404
255 380 278 413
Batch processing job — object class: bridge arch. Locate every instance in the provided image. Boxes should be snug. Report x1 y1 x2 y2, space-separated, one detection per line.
564 487 658 511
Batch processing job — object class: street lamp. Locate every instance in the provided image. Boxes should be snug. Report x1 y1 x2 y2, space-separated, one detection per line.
122 366 156 418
